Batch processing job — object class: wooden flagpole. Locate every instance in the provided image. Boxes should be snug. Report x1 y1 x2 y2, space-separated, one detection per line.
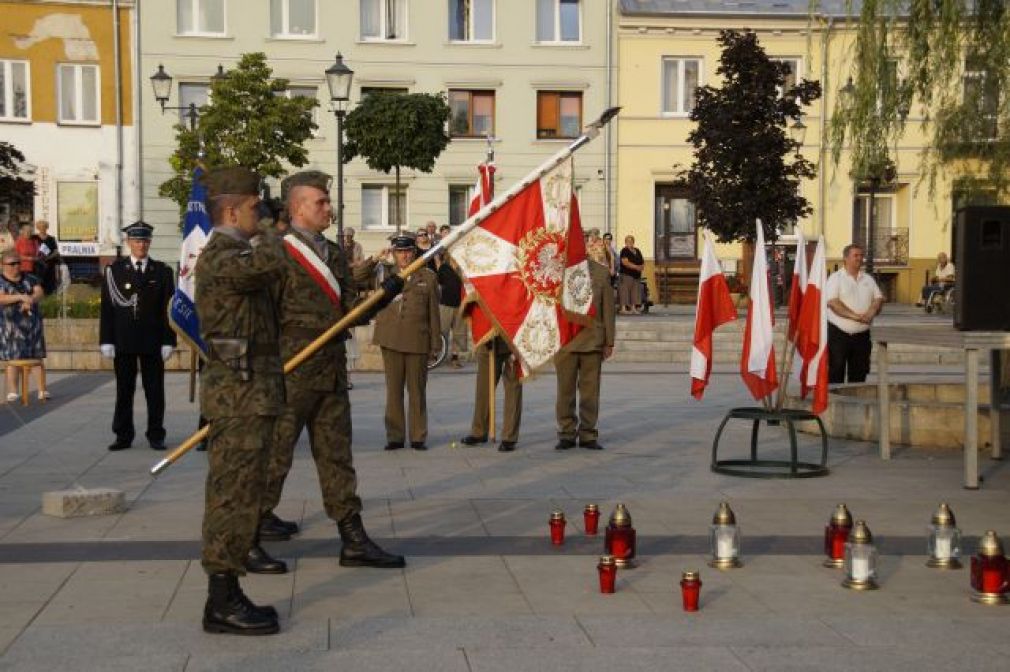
484 134 497 443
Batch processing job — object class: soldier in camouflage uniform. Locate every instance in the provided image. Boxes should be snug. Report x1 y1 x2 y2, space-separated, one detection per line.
195 167 288 636
258 170 404 569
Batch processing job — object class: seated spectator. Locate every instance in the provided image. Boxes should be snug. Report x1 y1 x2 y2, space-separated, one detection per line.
0 248 46 402
917 252 955 307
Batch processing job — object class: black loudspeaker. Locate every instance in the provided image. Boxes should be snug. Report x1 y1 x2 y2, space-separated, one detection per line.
954 206 1010 331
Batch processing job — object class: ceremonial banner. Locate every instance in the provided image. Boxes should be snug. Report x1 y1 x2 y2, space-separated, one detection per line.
794 237 829 414
450 157 593 376
690 231 737 400
740 220 778 400
168 166 211 353
464 162 497 348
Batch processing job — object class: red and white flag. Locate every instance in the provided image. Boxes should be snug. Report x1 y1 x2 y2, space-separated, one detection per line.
794 236 828 414
740 220 778 400
450 157 593 376
690 232 738 400
463 162 497 348
786 228 807 344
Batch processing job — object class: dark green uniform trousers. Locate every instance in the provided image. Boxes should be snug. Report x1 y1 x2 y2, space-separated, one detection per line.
202 415 274 575
470 341 522 443
554 350 603 444
262 384 361 523
381 348 429 444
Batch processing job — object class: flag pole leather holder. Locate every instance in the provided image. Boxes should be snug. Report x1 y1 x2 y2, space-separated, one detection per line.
710 407 829 478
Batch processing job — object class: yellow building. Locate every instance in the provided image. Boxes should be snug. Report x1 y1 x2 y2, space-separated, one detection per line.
0 0 137 277
616 0 986 304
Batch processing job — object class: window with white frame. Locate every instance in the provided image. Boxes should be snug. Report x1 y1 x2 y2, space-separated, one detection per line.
448 184 474 227
276 85 319 127
58 64 99 125
361 0 407 41
449 89 494 137
536 91 581 139
536 0 580 43
179 83 209 123
271 0 316 37
661 57 701 116
178 0 225 35
772 57 802 96
963 55 998 140
449 0 494 42
0 60 30 121
362 184 407 230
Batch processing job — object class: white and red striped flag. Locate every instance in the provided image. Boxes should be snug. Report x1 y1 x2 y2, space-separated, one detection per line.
786 228 807 344
740 220 778 400
794 236 829 414
690 232 738 399
463 162 497 349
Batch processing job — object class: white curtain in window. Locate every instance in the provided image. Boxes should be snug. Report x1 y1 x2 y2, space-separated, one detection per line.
662 60 678 113
474 0 493 40
536 0 553 41
201 0 225 33
178 0 193 33
59 65 76 121
289 0 315 34
12 63 28 118
683 60 698 113
389 0 406 38
559 0 579 41
81 66 97 121
361 0 379 37
362 186 382 229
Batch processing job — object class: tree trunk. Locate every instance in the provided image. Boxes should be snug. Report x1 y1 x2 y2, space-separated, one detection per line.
394 165 401 233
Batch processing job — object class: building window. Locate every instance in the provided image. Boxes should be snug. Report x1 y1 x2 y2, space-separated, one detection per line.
536 0 580 43
58 64 100 125
178 0 225 35
655 184 696 261
772 57 802 96
536 91 581 139
662 58 701 116
362 184 407 230
448 185 474 227
361 86 409 100
361 0 407 41
449 0 494 42
271 0 316 37
179 83 209 123
449 89 494 137
0 60 30 121
275 85 319 127
963 55 998 140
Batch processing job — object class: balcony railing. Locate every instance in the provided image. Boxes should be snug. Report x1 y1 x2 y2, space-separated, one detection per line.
854 227 909 267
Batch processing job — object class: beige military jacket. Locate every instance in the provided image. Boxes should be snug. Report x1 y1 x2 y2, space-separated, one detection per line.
563 260 616 353
372 267 441 354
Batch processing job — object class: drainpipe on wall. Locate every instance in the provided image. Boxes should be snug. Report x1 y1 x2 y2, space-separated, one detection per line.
605 0 614 235
818 15 832 239
133 0 143 221
112 0 124 243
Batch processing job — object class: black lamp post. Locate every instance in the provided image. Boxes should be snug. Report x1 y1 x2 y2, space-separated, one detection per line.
149 63 226 131
325 53 354 249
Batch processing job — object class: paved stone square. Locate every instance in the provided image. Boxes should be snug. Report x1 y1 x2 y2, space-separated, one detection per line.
1 353 1008 671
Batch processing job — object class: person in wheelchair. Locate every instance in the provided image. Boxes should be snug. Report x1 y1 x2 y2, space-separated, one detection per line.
917 252 955 309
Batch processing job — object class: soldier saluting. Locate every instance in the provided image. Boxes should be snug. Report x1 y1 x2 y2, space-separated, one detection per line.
100 221 176 451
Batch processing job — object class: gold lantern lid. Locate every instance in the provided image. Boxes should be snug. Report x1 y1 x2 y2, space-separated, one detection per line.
585 503 599 513
550 509 565 521
977 530 1005 558
848 520 873 545
610 503 632 527
712 501 736 526
681 570 700 581
831 503 853 526
931 502 956 527
598 554 617 567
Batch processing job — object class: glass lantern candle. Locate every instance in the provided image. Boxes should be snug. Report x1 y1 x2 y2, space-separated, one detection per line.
584 504 600 536
841 520 879 590
823 503 853 569
549 510 566 546
604 503 636 568
708 501 742 569
597 555 617 593
969 530 1009 605
680 570 702 612
926 502 962 569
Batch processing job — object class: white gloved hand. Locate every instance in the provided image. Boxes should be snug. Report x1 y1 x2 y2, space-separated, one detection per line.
100 344 115 359
161 345 174 361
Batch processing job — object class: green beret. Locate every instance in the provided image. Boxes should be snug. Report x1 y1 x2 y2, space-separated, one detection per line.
281 170 332 202
203 166 260 198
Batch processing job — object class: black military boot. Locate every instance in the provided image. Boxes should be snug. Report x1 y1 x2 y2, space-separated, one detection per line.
337 512 406 568
258 512 298 541
244 544 288 574
203 573 279 636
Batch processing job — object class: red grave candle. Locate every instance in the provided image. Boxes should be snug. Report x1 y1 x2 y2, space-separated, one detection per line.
597 555 617 593
549 510 566 546
823 504 853 567
971 555 1008 594
680 571 701 612
584 504 600 536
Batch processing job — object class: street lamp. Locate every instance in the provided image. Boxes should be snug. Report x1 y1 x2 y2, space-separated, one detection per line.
149 63 225 131
788 117 808 146
839 76 856 108
325 52 354 249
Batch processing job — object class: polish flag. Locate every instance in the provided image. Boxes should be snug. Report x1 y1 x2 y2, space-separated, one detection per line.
463 163 497 348
786 228 807 344
690 232 738 400
740 220 778 400
794 236 829 414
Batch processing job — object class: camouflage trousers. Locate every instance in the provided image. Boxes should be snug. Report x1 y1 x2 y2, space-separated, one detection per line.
201 414 275 575
261 385 361 523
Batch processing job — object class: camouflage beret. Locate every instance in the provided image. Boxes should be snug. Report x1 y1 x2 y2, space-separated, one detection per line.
203 166 260 198
281 170 332 202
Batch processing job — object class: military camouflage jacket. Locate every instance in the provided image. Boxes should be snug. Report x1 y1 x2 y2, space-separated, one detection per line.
372 267 441 355
563 261 616 353
277 226 376 392
195 228 286 418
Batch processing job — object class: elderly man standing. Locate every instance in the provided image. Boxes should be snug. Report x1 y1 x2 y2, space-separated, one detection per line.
257 171 405 569
825 243 884 384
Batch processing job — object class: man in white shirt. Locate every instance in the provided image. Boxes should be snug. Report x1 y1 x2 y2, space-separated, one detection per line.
825 244 884 383
917 252 955 307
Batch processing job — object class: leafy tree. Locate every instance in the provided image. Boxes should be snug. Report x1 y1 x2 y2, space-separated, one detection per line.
158 52 317 215
683 29 821 244
0 141 34 235
343 92 451 231
823 0 1010 200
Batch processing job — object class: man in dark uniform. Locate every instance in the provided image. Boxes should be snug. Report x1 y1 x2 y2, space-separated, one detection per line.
373 233 440 450
257 170 405 569
99 221 176 451
195 166 288 636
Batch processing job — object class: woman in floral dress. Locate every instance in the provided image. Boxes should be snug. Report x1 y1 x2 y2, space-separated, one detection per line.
1 248 46 402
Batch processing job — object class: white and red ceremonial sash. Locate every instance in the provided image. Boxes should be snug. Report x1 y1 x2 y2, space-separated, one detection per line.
740 220 778 401
794 237 828 414
450 157 593 376
283 233 341 307
690 232 738 400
